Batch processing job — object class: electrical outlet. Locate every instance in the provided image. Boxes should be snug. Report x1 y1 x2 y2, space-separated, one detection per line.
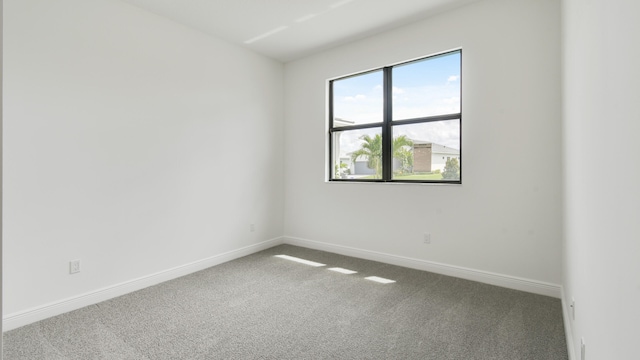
69 260 81 274
581 338 586 360
250 224 255 232
423 233 431 244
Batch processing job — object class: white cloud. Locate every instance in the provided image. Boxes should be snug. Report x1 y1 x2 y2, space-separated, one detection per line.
344 94 366 101
392 86 405 94
373 84 383 91
447 75 460 82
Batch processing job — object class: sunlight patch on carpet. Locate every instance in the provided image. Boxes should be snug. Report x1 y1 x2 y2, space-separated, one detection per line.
365 276 396 284
275 255 326 267
328 267 358 274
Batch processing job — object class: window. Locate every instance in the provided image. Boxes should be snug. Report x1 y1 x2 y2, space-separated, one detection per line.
329 50 461 183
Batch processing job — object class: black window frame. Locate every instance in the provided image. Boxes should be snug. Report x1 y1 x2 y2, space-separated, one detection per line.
328 49 462 184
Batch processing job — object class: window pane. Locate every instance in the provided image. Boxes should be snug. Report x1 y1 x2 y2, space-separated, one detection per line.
332 70 384 127
391 120 460 181
392 51 460 121
332 127 383 179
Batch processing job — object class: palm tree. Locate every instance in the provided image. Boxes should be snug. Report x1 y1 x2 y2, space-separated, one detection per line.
392 135 414 174
351 134 383 178
351 134 414 178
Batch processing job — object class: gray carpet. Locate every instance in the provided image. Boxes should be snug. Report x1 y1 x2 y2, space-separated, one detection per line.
3 245 568 359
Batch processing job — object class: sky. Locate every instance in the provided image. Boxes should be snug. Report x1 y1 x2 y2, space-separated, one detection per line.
333 51 461 157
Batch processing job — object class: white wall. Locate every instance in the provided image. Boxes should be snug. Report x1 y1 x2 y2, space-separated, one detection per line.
284 0 562 286
3 0 283 317
562 0 640 358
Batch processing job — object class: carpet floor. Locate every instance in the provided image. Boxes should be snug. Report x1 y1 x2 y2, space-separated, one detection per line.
3 244 568 359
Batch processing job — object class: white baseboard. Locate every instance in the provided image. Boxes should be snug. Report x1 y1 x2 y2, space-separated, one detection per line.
283 236 561 298
4 236 563 332
561 286 577 360
3 237 284 332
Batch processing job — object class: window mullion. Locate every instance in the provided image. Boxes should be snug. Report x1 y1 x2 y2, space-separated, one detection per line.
382 67 393 180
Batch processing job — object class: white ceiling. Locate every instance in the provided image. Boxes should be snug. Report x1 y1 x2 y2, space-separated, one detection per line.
120 0 480 62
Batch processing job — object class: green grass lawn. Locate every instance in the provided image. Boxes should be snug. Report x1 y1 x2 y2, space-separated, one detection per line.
394 172 444 180
360 172 444 180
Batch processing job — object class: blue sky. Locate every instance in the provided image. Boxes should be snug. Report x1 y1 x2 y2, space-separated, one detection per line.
333 51 461 156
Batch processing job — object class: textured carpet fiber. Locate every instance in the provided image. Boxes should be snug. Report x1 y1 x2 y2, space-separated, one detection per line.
3 245 568 359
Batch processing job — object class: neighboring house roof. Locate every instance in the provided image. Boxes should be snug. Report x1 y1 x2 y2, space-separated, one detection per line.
412 140 460 155
432 143 460 155
334 118 355 126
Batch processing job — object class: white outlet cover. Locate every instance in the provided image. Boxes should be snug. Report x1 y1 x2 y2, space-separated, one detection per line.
70 260 81 274
423 233 431 244
571 298 575 320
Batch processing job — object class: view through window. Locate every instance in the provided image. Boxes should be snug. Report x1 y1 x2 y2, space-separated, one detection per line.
329 50 461 183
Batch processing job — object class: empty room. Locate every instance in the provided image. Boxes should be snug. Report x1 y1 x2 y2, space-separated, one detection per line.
1 0 638 359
